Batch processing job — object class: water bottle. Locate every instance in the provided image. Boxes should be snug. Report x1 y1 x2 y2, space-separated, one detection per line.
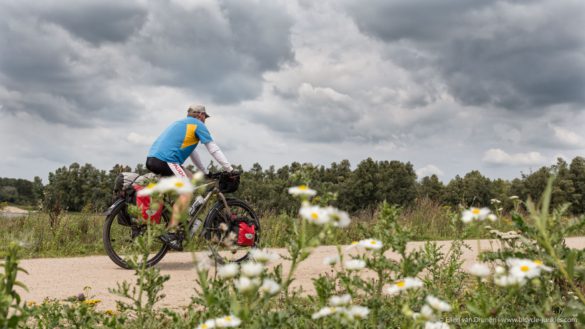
189 196 204 216
190 218 203 237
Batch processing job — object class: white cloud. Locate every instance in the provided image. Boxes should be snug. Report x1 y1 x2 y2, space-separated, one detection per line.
551 125 585 148
127 132 153 146
416 164 444 178
482 149 546 166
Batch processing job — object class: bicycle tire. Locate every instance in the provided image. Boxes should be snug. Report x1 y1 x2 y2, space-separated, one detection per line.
202 198 260 264
103 200 169 269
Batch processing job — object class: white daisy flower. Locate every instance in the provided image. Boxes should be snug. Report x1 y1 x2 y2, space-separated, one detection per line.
495 266 506 275
425 295 452 312
487 214 498 222
299 204 330 225
156 176 194 194
324 207 351 227
234 277 259 293
509 195 519 200
425 321 450 329
329 294 352 307
137 182 160 196
217 263 239 279
240 262 264 277
385 277 424 295
347 305 369 319
323 255 340 266
461 207 491 223
344 259 366 271
533 259 553 272
196 319 216 329
288 185 317 197
311 307 338 319
507 258 545 279
250 249 280 264
358 239 383 250
420 305 434 319
468 263 491 277
259 279 280 295
494 274 526 287
215 315 242 328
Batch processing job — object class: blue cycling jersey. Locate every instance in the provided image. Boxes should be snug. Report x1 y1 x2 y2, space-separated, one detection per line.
148 117 213 164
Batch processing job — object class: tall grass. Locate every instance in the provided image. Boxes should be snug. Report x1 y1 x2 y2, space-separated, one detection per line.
1 198 582 259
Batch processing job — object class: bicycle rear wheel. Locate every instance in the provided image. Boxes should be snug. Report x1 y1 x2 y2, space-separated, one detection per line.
103 200 169 269
202 198 260 264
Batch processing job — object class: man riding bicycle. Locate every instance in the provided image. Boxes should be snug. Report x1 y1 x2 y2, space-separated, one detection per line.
146 104 234 250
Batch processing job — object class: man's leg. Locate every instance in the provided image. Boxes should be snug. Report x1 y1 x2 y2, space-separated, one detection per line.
167 163 193 228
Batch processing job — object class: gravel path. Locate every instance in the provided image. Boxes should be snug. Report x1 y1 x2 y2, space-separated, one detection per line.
17 237 585 311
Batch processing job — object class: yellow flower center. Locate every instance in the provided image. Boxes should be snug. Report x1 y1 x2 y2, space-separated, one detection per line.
311 212 319 220
396 280 405 287
472 208 480 215
370 240 377 245
520 265 530 272
147 182 156 189
201 325 208 329
175 181 184 188
534 260 543 266
351 241 358 245
299 185 308 190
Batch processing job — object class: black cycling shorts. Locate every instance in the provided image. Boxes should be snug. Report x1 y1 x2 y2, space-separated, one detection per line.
146 157 188 178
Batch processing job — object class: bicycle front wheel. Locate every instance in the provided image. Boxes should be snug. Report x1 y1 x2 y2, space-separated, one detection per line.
202 198 260 264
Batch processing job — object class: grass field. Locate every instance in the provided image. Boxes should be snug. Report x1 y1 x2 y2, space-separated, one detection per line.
1 198 577 259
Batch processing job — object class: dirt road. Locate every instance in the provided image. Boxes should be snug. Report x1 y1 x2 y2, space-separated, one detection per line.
17 237 585 310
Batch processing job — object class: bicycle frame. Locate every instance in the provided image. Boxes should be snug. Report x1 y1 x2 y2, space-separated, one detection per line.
184 181 231 240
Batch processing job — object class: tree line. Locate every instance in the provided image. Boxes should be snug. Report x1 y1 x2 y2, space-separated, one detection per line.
2 156 585 215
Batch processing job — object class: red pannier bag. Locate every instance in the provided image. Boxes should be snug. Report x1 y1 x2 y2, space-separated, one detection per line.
235 218 256 247
133 185 164 224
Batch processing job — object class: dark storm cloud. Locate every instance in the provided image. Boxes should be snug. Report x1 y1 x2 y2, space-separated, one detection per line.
346 0 585 110
0 0 294 125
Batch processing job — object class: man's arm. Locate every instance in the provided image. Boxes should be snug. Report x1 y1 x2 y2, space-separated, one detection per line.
204 141 233 172
189 150 207 174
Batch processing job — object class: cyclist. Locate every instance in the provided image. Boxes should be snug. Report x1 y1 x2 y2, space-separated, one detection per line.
146 104 234 250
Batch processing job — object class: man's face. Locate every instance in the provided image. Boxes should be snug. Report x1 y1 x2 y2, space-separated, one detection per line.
196 112 207 122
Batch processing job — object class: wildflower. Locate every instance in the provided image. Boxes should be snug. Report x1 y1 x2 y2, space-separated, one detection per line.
260 279 280 295
104 309 117 316
157 176 194 194
507 258 551 279
312 307 338 319
299 204 330 225
358 238 383 250
82 299 102 306
323 255 340 266
494 274 526 287
490 199 501 204
192 171 205 183
495 266 506 275
234 277 259 293
420 305 434 319
468 263 491 277
461 207 491 223
487 214 498 222
325 206 351 227
347 305 370 319
425 295 452 312
329 294 352 307
509 195 519 200
250 249 280 264
288 185 317 197
241 262 264 277
385 277 424 295
215 315 242 328
344 259 366 271
196 320 216 329
217 263 239 279
425 321 450 329
137 182 159 196
195 256 211 272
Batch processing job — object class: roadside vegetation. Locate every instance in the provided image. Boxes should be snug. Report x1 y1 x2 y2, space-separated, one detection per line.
1 179 584 328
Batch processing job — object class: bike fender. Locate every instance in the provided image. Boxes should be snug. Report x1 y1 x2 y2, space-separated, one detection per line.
104 198 125 216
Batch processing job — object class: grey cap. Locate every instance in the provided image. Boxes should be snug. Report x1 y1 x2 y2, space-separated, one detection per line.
187 104 210 118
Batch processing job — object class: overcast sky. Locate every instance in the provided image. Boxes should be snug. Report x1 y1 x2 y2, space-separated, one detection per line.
1 0 584 182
